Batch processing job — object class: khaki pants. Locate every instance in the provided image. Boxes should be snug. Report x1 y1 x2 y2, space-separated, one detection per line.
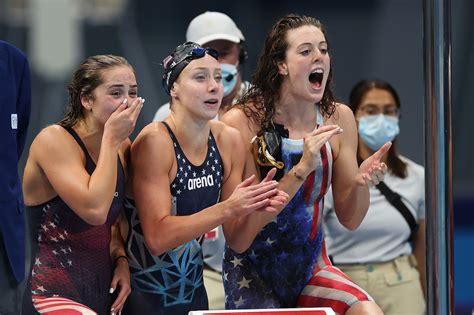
336 255 426 315
203 268 225 310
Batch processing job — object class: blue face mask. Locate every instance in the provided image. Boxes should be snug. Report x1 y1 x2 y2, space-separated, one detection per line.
221 63 238 97
358 114 400 151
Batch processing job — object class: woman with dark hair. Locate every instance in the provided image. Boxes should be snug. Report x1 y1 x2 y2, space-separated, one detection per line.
22 55 142 314
221 14 388 314
324 79 426 314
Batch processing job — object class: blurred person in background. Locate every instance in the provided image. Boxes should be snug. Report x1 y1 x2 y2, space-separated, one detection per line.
324 79 426 315
0 40 31 315
152 11 250 310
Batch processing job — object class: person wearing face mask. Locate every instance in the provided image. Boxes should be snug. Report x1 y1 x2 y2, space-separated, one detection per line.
323 79 426 315
153 11 250 122
151 11 250 310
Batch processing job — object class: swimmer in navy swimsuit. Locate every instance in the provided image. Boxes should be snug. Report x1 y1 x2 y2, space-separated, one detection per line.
125 42 287 315
22 55 142 314
220 15 390 315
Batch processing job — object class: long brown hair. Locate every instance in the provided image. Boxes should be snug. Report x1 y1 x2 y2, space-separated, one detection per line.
59 55 133 128
238 14 337 131
349 79 407 178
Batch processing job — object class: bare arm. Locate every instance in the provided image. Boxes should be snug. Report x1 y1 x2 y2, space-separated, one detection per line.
131 125 278 256
330 104 390 230
220 126 286 252
29 98 142 225
108 212 131 314
221 108 338 252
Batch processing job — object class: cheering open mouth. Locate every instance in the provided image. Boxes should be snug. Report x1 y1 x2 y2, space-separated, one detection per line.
309 68 324 89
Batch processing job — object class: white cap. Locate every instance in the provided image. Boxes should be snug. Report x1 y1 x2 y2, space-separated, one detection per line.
186 11 245 45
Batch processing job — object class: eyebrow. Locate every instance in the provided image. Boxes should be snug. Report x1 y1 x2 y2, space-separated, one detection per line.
296 41 327 49
107 84 138 89
192 67 221 72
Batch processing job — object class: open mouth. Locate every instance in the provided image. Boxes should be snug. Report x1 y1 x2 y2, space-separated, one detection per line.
309 69 324 89
204 98 219 105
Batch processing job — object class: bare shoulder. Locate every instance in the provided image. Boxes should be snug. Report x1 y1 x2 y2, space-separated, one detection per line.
210 120 244 150
326 102 356 128
132 121 173 153
221 107 248 127
221 105 259 142
30 125 82 160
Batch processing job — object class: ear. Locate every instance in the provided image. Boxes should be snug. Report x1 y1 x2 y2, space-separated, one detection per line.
277 61 288 76
80 94 92 111
170 82 178 99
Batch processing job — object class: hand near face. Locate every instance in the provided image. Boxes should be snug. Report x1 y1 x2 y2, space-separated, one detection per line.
104 97 144 146
357 142 392 187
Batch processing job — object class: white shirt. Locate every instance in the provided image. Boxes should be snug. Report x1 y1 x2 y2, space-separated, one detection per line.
323 156 425 264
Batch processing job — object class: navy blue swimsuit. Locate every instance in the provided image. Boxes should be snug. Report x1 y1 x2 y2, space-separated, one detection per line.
124 122 223 315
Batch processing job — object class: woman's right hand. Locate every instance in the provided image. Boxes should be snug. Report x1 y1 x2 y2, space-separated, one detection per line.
297 124 343 177
225 174 280 218
104 97 144 147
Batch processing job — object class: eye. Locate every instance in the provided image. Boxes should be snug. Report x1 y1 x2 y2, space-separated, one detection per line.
361 106 379 115
129 90 138 98
320 47 328 55
214 74 222 83
195 74 207 81
385 107 399 116
111 91 122 98
300 49 311 56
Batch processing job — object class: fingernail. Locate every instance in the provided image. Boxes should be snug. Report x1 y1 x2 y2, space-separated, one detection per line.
142 98 146 104
122 98 128 105
109 287 115 294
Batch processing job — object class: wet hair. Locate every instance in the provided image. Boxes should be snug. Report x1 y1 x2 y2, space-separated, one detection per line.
349 79 407 178
58 55 133 128
238 14 337 131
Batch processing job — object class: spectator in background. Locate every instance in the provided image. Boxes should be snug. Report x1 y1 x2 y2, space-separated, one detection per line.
0 40 32 315
324 79 426 315
152 11 250 310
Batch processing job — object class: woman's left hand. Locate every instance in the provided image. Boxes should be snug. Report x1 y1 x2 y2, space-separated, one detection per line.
109 257 131 315
357 142 392 187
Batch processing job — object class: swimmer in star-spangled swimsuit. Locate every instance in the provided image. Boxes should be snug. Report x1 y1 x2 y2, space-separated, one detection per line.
224 109 373 314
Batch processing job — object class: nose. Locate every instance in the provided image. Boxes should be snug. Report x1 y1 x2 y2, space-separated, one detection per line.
313 49 322 63
208 77 221 94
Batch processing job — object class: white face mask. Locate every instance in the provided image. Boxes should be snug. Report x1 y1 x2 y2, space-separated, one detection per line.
358 114 400 150
220 63 238 96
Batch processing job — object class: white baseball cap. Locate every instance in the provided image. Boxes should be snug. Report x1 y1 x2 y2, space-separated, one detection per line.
186 11 245 45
